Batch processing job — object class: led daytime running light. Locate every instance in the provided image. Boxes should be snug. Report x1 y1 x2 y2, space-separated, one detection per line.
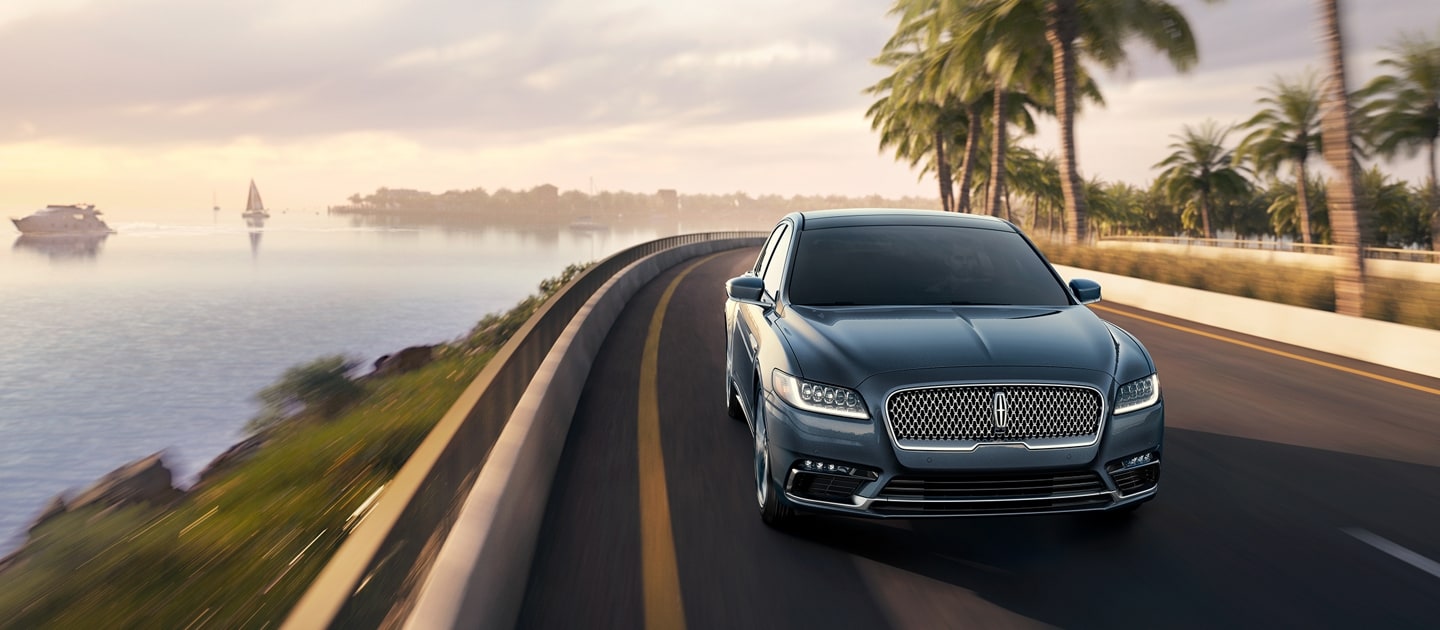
772 370 869 419
1113 374 1160 415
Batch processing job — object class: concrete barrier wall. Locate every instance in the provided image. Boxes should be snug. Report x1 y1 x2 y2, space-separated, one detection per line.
1055 264 1440 380
403 240 758 630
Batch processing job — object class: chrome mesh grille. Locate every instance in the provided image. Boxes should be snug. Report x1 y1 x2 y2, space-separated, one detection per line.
886 385 1102 442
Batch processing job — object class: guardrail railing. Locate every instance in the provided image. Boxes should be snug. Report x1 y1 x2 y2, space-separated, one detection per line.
283 231 766 629
1100 235 1440 264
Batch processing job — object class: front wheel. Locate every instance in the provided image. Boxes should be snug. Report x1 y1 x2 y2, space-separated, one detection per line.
754 397 793 527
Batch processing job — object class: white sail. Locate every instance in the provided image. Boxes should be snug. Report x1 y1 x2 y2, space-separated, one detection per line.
243 180 270 217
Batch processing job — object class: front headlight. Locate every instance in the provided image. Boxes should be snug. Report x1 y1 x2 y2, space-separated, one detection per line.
771 369 869 419
1113 374 1160 415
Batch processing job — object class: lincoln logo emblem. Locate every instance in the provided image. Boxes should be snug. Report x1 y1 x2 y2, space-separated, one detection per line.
992 391 1009 431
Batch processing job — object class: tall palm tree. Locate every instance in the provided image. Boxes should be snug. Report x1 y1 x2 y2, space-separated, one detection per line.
1238 72 1324 244
1318 0 1366 317
865 47 972 212
1153 120 1251 238
947 0 1058 218
1042 0 1210 244
880 0 1103 216
1357 28 1440 250
871 2 998 213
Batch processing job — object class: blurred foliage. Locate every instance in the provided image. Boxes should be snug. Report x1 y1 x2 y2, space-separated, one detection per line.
247 355 365 433
0 263 590 628
1041 243 1440 330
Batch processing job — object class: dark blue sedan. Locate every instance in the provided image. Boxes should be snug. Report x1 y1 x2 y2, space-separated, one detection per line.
724 209 1162 526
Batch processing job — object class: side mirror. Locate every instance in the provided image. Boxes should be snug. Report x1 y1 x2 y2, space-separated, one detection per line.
726 275 768 306
1069 278 1101 305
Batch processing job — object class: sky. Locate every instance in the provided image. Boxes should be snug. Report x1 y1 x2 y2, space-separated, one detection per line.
0 0 1436 213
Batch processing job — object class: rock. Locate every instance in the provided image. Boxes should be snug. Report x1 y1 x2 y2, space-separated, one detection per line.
194 433 269 489
67 452 183 514
371 344 438 378
28 495 68 534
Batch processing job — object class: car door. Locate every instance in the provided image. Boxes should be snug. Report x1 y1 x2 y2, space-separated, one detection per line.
729 221 792 422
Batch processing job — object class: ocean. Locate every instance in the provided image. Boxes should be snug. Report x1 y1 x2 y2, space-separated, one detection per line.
0 207 672 552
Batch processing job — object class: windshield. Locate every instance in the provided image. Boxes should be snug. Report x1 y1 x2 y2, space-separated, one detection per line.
786 225 1072 307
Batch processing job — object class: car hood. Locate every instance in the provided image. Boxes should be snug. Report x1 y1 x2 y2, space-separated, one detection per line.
780 304 1117 386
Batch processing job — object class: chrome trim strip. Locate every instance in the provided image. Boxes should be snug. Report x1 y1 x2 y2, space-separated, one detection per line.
882 381 1108 452
875 490 1112 504
783 485 1158 516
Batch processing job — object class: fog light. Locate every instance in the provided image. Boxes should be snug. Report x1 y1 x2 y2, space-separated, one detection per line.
796 458 877 479
1115 451 1156 471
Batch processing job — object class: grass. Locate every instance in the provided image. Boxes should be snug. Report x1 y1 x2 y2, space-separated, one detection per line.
1040 242 1440 331
0 263 589 629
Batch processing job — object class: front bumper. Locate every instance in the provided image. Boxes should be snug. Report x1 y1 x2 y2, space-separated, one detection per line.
762 389 1164 518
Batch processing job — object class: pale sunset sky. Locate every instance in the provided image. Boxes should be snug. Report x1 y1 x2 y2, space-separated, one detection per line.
0 0 1435 214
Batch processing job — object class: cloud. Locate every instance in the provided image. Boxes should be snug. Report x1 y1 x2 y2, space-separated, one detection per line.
380 35 508 70
0 0 890 148
660 41 838 74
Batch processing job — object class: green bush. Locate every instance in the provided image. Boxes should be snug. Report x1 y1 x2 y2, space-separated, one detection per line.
247 355 365 433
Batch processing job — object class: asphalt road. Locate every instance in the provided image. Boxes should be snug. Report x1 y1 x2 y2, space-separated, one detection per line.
517 247 1440 629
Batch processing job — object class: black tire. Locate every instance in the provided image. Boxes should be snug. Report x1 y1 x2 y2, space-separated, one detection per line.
726 382 744 420
754 396 793 528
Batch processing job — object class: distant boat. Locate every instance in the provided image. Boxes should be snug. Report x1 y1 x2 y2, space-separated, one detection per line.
13 233 109 259
241 180 270 219
10 204 115 235
568 215 609 232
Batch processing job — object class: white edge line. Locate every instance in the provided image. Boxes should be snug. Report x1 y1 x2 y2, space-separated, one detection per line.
1343 527 1440 580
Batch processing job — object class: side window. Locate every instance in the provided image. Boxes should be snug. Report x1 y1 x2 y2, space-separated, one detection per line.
761 226 793 298
753 224 785 275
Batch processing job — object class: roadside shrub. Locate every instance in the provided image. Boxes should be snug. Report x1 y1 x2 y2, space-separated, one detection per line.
1038 243 1437 330
247 355 365 433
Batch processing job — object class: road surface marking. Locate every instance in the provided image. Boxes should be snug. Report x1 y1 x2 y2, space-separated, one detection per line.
639 253 723 630
1344 528 1440 580
1092 304 1440 398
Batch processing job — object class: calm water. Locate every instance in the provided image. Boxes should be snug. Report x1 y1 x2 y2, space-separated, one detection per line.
0 208 670 551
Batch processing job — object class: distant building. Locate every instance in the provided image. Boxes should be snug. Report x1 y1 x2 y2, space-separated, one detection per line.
657 189 678 213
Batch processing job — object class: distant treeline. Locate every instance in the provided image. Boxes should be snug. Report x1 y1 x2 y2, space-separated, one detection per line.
328 184 941 228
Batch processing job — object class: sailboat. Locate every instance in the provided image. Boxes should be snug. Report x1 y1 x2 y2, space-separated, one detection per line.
241 179 270 219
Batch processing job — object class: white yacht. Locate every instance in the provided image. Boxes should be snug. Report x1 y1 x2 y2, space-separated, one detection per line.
10 204 115 235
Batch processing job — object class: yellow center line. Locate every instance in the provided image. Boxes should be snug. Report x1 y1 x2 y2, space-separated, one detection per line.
638 252 725 630
1091 303 1440 398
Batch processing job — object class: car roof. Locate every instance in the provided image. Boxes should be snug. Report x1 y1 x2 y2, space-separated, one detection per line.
793 208 1015 232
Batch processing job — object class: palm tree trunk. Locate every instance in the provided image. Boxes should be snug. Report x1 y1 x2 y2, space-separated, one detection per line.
988 85 1008 218
1319 0 1366 317
956 104 982 213
1428 139 1439 250
1199 190 1213 239
1046 0 1087 245
934 128 954 212
1295 162 1314 246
